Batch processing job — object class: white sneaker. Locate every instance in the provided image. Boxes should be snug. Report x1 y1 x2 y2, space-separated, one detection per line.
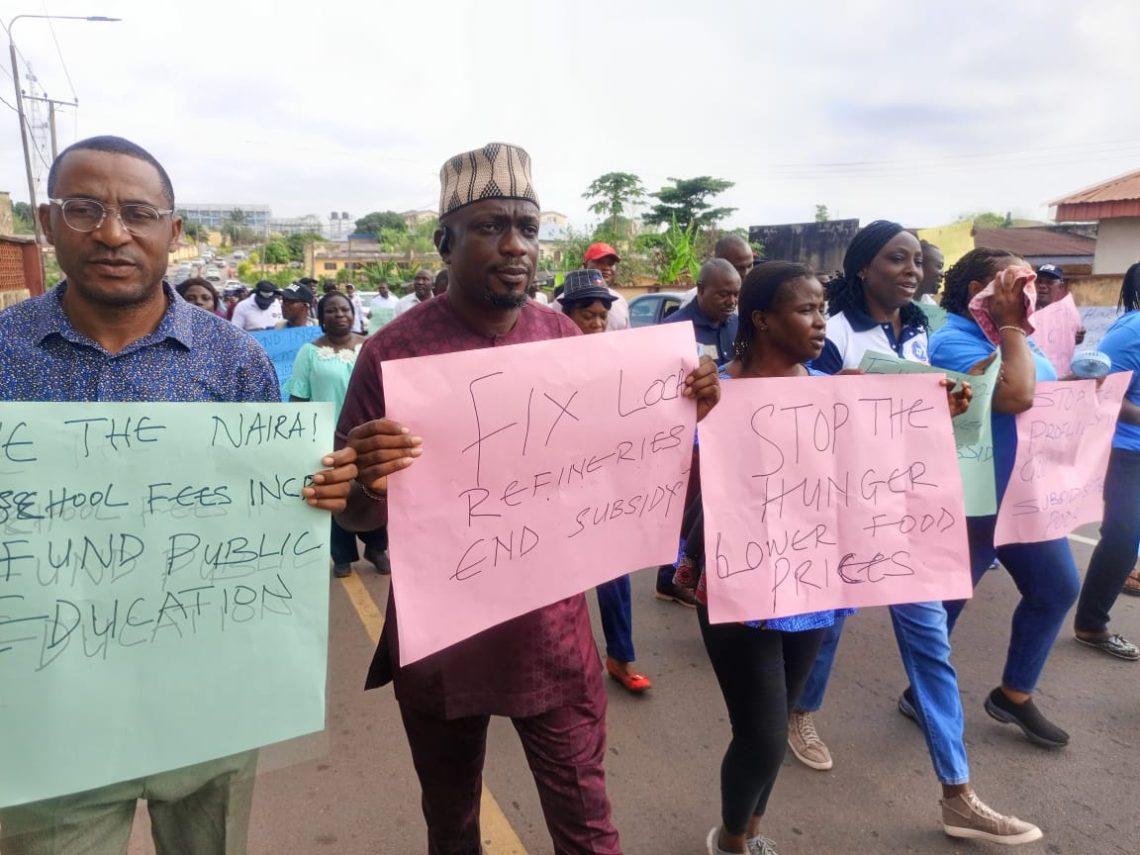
705 827 779 854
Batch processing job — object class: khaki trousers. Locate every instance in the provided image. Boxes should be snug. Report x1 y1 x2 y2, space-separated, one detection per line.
0 751 256 855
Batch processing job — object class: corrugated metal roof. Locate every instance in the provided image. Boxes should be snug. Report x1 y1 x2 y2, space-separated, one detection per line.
1050 168 1140 206
973 227 1096 257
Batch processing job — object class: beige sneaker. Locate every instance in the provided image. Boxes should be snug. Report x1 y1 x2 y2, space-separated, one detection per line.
941 791 1042 845
787 710 833 770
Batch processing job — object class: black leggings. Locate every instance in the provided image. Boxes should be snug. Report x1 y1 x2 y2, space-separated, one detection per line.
698 606 824 835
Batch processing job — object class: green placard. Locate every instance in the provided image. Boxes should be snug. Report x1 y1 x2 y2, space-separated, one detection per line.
859 351 999 515
918 301 949 333
0 402 334 808
369 306 396 333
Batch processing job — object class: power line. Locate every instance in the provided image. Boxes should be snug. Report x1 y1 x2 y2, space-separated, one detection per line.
760 139 1140 179
41 1 78 102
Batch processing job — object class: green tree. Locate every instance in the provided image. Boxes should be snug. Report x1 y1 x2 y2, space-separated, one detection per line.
583 172 646 234
13 201 36 234
355 211 407 234
964 211 1011 229
285 231 323 263
654 216 701 285
548 226 594 274
644 176 736 232
814 204 830 223
378 217 438 255
263 240 290 265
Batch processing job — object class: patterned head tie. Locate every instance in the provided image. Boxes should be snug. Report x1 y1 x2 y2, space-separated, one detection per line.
438 142 539 218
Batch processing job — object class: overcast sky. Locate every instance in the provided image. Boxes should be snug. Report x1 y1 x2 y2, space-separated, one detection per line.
3 0 1139 233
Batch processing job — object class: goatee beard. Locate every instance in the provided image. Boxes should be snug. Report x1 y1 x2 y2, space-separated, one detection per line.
484 290 527 309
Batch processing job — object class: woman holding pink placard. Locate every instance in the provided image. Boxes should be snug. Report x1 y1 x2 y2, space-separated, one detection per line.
929 247 1080 748
699 261 855 855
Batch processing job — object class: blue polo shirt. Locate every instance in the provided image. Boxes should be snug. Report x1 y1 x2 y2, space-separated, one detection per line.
1097 311 1140 452
663 299 738 365
929 312 1056 505
0 282 279 403
814 306 928 374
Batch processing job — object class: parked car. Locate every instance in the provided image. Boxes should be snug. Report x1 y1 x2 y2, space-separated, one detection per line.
628 291 685 327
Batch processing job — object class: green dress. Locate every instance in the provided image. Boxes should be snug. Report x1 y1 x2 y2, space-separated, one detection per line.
284 341 362 424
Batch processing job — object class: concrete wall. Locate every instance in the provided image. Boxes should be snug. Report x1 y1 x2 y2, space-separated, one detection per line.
1070 274 1125 306
1094 217 1140 274
749 219 861 273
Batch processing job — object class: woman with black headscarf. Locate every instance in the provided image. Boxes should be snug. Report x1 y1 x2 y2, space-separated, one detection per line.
813 220 931 371
786 222 1040 845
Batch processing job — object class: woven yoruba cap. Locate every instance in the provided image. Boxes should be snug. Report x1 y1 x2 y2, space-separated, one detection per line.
439 142 539 218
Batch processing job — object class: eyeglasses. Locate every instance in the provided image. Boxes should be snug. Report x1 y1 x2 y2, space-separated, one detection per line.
48 197 173 236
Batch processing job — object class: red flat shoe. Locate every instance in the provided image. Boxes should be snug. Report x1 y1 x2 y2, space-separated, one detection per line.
606 657 652 693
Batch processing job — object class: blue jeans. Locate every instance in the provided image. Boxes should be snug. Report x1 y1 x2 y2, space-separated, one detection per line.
796 602 970 785
946 516 1080 694
596 575 635 662
1075 447 1140 634
797 614 846 712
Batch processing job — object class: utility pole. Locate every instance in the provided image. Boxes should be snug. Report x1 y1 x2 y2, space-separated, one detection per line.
24 94 77 159
4 13 121 251
8 38 43 245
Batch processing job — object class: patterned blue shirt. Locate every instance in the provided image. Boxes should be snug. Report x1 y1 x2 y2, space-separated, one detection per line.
0 283 279 403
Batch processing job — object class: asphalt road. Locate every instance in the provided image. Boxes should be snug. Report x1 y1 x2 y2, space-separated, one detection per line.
118 526 1137 854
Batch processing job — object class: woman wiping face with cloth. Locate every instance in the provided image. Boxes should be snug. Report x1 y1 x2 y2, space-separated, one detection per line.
928 247 1080 750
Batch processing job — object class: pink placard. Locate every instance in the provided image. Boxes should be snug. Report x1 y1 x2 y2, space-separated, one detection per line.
995 374 1130 545
699 374 973 624
1031 293 1082 375
383 324 699 664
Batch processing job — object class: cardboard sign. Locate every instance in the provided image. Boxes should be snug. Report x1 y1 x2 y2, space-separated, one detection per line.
1031 294 1082 375
250 326 322 400
859 350 1001 515
383 324 699 665
699 374 972 624
995 374 1129 545
0 402 333 808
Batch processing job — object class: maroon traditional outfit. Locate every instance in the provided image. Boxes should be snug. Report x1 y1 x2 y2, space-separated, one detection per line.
337 296 620 855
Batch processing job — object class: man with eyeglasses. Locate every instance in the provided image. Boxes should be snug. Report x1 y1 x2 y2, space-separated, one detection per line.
0 135 356 855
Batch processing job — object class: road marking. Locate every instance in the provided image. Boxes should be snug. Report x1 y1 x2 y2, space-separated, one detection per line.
1068 533 1099 547
338 574 528 855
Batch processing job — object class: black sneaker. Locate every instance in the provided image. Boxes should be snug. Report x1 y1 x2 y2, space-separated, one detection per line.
332 562 352 578
984 688 1069 748
897 686 919 724
365 547 391 575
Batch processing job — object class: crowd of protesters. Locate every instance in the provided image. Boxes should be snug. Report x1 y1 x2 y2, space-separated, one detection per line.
2 135 1137 855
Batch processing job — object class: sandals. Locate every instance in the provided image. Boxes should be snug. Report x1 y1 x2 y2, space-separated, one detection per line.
605 657 652 693
1122 568 1140 597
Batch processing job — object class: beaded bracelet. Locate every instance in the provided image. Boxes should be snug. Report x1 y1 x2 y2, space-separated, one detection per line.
358 482 387 503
